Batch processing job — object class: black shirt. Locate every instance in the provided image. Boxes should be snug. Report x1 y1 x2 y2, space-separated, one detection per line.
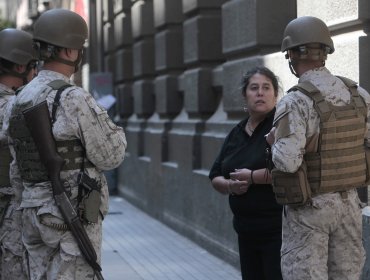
209 108 282 237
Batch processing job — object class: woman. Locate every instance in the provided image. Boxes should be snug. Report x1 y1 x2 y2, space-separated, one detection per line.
209 66 283 280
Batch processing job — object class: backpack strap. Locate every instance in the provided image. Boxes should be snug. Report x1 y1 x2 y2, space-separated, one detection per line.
14 85 25 96
47 80 73 125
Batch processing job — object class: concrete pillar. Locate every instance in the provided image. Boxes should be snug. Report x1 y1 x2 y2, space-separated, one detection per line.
162 0 232 265
98 0 370 269
102 1 115 74
112 1 134 123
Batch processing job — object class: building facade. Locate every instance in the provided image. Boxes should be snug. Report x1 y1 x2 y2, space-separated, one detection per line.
88 0 370 267
10 0 370 269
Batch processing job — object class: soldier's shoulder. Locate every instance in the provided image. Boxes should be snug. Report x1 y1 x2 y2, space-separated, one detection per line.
357 86 370 102
280 89 313 106
62 85 89 100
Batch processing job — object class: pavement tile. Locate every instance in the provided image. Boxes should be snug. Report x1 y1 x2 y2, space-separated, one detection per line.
101 196 241 280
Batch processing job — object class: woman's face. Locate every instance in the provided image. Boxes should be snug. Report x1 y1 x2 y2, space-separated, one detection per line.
244 73 277 116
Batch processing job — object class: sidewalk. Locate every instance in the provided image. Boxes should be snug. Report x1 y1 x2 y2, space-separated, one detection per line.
101 196 241 280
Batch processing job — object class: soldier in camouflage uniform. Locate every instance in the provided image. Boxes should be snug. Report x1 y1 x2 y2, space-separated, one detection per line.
3 9 127 280
269 16 368 279
0 28 38 280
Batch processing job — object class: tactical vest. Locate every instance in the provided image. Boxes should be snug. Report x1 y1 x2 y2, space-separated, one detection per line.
0 92 11 186
0 143 11 187
292 76 368 194
8 80 93 182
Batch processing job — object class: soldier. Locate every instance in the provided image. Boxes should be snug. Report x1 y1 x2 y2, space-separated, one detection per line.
267 16 369 279
0 28 38 279
3 9 127 279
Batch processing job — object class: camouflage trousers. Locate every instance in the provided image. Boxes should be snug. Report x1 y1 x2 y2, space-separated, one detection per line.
281 189 365 280
22 207 102 280
0 200 28 280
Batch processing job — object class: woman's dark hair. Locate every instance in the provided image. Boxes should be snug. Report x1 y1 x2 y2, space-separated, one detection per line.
240 66 280 97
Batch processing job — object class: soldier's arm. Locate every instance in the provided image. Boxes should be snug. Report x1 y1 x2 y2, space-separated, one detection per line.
64 89 127 170
1 96 15 133
272 94 309 173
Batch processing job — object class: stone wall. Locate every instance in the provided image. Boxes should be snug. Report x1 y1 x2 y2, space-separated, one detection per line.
89 0 370 267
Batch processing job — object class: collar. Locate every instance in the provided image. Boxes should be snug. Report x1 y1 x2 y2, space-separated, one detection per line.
38 70 71 84
238 107 276 129
298 66 331 83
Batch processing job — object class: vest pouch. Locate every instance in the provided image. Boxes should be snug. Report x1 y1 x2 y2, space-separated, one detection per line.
0 146 11 187
272 162 312 207
0 195 11 226
82 189 101 223
78 172 101 223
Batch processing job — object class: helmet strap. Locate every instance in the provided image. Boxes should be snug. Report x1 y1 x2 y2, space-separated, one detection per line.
0 66 31 86
285 51 299 78
40 44 83 73
288 60 299 78
290 45 328 62
53 49 83 73
285 45 328 77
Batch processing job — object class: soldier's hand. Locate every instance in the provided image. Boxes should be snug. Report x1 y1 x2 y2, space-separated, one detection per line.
265 127 276 145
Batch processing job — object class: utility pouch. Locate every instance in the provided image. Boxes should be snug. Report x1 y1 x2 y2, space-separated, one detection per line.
272 162 312 207
78 172 101 223
0 195 11 226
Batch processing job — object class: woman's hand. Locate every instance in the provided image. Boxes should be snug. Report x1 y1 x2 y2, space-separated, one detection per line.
211 175 249 195
229 168 251 195
227 178 249 195
230 168 251 181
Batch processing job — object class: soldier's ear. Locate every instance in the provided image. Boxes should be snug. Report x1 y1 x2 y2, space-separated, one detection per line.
62 48 78 61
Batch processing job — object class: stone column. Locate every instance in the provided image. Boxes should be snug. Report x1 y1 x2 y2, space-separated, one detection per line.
129 0 185 217
162 0 229 263
117 0 156 210
113 0 134 122
102 0 115 74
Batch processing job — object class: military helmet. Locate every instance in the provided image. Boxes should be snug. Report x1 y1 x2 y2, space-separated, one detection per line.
0 28 37 65
281 16 334 54
33 8 88 49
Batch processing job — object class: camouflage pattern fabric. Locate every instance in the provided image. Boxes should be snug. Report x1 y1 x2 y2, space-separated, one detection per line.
0 84 16 197
22 208 102 280
281 190 364 280
272 67 369 279
0 201 27 280
3 70 127 279
0 83 28 279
